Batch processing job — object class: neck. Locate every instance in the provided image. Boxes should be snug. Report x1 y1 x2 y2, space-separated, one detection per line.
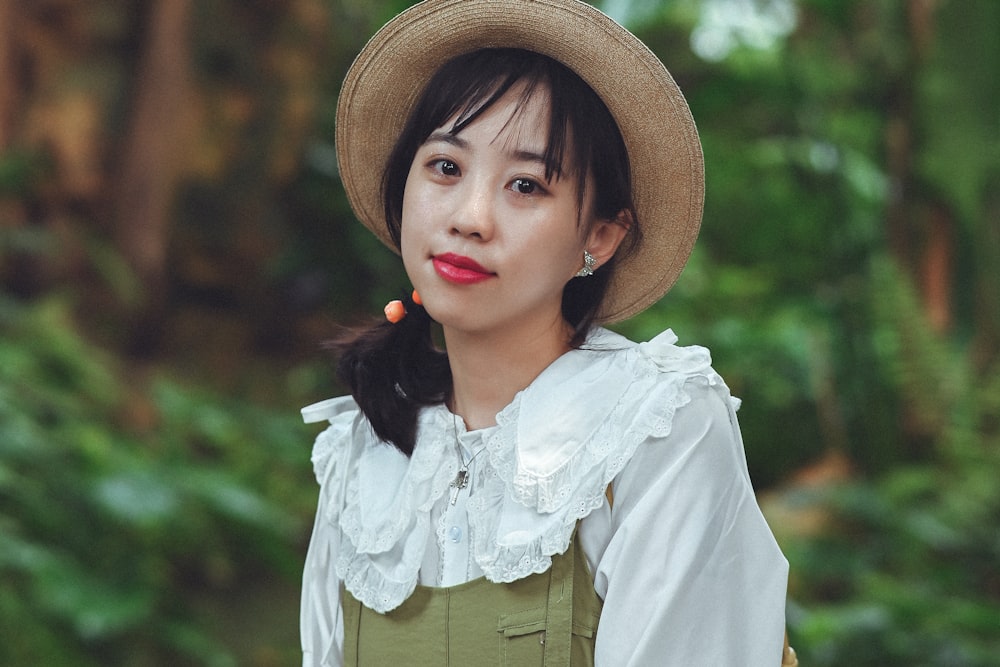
445 318 575 430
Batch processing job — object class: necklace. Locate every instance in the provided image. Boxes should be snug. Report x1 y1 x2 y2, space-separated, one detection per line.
449 412 487 506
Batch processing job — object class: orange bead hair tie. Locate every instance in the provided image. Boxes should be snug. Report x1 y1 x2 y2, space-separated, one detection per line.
384 290 422 323
384 300 406 323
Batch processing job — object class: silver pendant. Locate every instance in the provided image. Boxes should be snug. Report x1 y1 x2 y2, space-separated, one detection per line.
449 467 469 505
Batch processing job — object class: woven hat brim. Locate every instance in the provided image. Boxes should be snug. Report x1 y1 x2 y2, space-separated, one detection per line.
336 0 704 323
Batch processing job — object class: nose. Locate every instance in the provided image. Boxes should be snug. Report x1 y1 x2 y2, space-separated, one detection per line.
450 177 495 241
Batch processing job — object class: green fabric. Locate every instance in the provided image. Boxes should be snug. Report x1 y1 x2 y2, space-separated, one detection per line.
341 535 602 665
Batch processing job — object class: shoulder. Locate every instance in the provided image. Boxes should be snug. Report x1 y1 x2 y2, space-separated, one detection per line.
605 326 746 473
580 328 747 504
597 329 756 527
300 395 366 485
590 326 727 390
574 327 738 441
490 327 735 512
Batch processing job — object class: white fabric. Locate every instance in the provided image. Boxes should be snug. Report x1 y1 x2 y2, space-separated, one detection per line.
300 327 788 666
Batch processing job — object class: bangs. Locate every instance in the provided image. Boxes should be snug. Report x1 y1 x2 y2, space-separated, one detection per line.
445 60 572 186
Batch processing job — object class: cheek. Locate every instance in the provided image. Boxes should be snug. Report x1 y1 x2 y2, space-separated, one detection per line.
520 228 586 285
556 244 586 281
399 209 419 281
399 167 426 255
548 218 591 276
399 171 417 232
400 195 433 249
399 219 422 279
399 203 442 291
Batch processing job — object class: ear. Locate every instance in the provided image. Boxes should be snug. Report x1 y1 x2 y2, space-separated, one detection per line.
584 209 632 269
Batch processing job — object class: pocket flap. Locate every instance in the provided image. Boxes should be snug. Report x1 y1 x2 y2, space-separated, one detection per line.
497 606 547 638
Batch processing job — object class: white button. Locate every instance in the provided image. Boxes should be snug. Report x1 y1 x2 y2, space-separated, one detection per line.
447 525 462 543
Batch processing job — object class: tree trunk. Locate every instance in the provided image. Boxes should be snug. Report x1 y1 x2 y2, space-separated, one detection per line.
921 203 953 334
113 0 193 354
0 0 18 151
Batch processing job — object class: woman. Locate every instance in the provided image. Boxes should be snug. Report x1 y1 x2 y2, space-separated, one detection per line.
301 1 791 664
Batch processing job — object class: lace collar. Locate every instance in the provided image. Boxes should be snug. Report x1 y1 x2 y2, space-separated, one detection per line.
302 328 721 612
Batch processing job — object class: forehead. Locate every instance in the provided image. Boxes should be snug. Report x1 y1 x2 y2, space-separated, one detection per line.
440 81 553 149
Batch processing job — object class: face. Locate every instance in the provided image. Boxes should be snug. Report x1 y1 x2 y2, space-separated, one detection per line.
400 85 601 340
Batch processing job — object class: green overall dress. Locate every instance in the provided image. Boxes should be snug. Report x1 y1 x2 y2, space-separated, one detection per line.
340 534 603 665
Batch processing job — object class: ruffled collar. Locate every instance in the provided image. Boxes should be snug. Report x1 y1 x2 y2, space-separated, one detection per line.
303 327 720 613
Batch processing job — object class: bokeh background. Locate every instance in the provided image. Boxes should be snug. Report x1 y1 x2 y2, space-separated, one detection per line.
1 0 997 665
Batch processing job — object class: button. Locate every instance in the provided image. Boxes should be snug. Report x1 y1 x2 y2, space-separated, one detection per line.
447 525 462 543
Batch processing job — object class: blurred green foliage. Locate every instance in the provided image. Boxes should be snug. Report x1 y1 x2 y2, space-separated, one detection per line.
783 258 1000 666
0 296 314 665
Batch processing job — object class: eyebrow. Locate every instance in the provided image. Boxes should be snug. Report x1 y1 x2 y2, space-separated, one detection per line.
423 131 549 169
424 131 468 150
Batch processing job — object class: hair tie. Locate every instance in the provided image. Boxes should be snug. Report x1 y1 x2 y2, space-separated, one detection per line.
384 290 422 323
384 300 406 323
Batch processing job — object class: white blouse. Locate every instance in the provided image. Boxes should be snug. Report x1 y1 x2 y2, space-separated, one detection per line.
300 328 788 666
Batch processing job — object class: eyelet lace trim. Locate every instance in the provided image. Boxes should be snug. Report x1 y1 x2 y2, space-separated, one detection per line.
331 415 458 613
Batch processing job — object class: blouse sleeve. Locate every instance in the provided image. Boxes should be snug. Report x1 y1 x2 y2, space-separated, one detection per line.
590 379 788 666
301 487 344 667
300 398 358 667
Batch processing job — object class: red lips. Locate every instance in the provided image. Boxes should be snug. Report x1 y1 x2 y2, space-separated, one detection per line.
432 253 495 284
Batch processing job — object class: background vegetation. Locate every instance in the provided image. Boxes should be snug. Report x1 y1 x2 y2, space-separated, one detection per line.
1 0 997 664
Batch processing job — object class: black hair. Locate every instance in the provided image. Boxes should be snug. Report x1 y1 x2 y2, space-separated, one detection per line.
336 48 638 455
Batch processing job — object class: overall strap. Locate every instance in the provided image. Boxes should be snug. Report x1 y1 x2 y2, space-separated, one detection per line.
542 532 576 666
340 583 361 666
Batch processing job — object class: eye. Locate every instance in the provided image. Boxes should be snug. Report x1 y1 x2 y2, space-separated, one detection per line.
432 159 460 176
511 177 541 195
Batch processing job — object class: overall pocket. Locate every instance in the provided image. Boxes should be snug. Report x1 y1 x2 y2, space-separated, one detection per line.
498 605 547 666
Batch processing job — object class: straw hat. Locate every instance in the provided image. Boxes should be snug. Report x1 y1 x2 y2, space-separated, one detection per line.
336 0 704 323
